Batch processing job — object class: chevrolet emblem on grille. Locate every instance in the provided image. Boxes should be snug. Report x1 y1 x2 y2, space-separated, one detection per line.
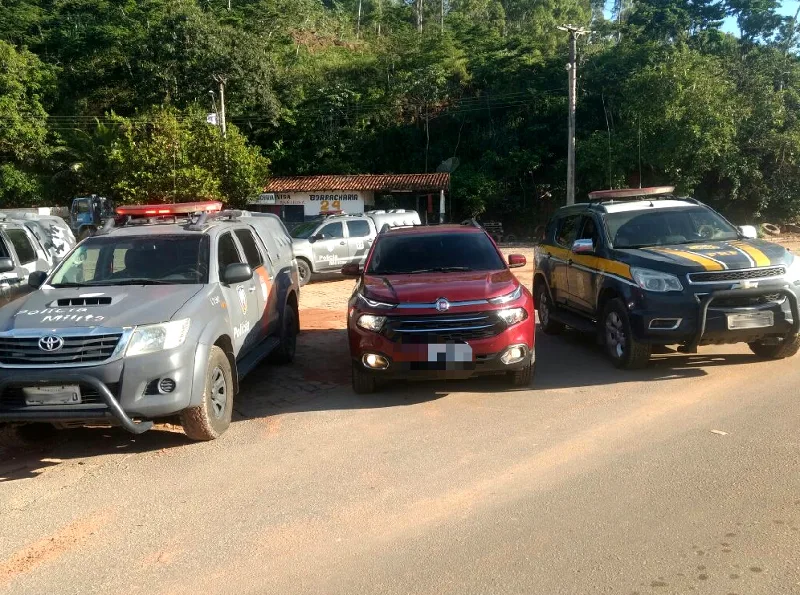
38 335 64 352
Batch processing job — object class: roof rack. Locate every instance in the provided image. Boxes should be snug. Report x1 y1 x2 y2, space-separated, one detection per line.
587 186 676 203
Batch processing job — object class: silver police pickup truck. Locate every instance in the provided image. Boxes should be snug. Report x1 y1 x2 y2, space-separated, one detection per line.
0 202 299 442
291 210 421 285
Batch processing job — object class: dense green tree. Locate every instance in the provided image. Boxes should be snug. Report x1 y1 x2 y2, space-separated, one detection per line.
0 40 54 206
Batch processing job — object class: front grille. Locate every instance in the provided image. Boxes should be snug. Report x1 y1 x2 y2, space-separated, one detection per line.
0 383 118 410
0 333 122 365
382 312 505 343
710 293 783 308
688 266 785 284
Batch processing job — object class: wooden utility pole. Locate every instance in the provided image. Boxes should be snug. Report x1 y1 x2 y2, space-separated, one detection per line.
558 24 588 205
213 75 228 138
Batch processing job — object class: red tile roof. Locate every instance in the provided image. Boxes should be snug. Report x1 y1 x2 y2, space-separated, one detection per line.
264 173 450 193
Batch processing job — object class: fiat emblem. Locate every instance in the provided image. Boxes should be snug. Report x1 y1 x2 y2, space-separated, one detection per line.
38 335 64 352
435 298 450 312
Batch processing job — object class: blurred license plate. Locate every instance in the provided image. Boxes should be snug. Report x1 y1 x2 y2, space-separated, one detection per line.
727 311 774 330
23 385 82 406
427 344 473 363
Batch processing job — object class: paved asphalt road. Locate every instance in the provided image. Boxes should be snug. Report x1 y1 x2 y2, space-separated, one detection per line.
1 328 799 595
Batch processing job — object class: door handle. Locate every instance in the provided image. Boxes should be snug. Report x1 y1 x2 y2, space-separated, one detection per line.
339 241 346 245
248 286 256 293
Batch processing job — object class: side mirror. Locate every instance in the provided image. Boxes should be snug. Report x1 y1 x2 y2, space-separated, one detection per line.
571 239 594 254
341 263 361 277
28 270 47 289
739 225 758 240
222 263 253 285
0 258 14 274
507 254 526 268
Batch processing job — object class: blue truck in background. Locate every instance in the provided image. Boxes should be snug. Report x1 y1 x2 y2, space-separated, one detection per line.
70 195 116 240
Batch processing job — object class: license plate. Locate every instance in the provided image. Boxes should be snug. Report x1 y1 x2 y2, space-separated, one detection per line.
23 385 82 406
727 311 774 330
427 344 473 363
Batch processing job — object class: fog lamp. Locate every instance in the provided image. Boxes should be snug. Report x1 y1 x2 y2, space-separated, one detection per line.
362 353 389 369
501 345 527 365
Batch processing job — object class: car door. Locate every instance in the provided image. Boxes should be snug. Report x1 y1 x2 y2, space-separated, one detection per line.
0 233 27 307
543 214 581 305
217 232 260 355
311 221 348 271
345 219 373 265
235 227 279 338
566 215 602 313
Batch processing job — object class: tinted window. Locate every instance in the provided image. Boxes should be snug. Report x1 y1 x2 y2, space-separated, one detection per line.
367 232 505 274
319 222 343 239
6 229 37 264
555 215 581 248
50 235 209 286
578 217 600 244
0 237 10 259
235 230 263 268
291 221 320 239
218 233 242 273
347 220 371 238
605 206 738 249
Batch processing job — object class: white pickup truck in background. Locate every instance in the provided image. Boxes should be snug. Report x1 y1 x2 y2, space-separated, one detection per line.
290 210 421 286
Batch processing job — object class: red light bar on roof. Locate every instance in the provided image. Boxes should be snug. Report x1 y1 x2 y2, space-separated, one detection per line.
588 186 675 200
116 201 224 216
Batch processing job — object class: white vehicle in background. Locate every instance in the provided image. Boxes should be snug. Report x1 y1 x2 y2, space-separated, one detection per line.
0 210 76 264
290 210 422 286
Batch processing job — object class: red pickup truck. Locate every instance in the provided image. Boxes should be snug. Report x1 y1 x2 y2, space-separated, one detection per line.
342 222 536 393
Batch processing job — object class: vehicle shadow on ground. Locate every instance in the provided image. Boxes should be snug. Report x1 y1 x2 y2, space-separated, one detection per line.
0 425 190 482
236 326 765 419
530 329 763 390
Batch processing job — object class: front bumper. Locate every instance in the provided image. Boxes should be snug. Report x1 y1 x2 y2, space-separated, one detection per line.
630 285 800 348
0 344 199 433
348 316 535 380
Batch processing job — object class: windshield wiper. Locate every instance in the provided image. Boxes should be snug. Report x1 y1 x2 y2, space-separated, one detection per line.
93 278 175 286
409 266 473 274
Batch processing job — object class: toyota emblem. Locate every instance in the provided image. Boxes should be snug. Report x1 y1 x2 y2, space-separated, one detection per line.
435 298 450 312
38 335 64 352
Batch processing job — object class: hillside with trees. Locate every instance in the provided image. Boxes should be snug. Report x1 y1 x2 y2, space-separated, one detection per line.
1 0 799 228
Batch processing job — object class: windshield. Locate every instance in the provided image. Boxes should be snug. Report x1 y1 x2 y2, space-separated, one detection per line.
367 232 506 275
50 235 209 287
291 221 321 239
604 206 739 249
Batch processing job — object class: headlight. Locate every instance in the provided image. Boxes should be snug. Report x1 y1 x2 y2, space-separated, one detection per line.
496 307 528 326
357 314 386 332
126 318 191 356
631 267 683 292
357 293 397 309
785 253 800 285
489 285 523 305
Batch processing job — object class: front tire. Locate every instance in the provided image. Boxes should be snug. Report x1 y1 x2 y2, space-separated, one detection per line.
748 332 800 359
507 362 534 387
603 298 652 369
180 346 234 441
297 259 312 287
352 362 377 394
536 283 564 335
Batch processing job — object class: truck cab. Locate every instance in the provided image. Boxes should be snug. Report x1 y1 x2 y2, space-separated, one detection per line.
71 196 116 240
